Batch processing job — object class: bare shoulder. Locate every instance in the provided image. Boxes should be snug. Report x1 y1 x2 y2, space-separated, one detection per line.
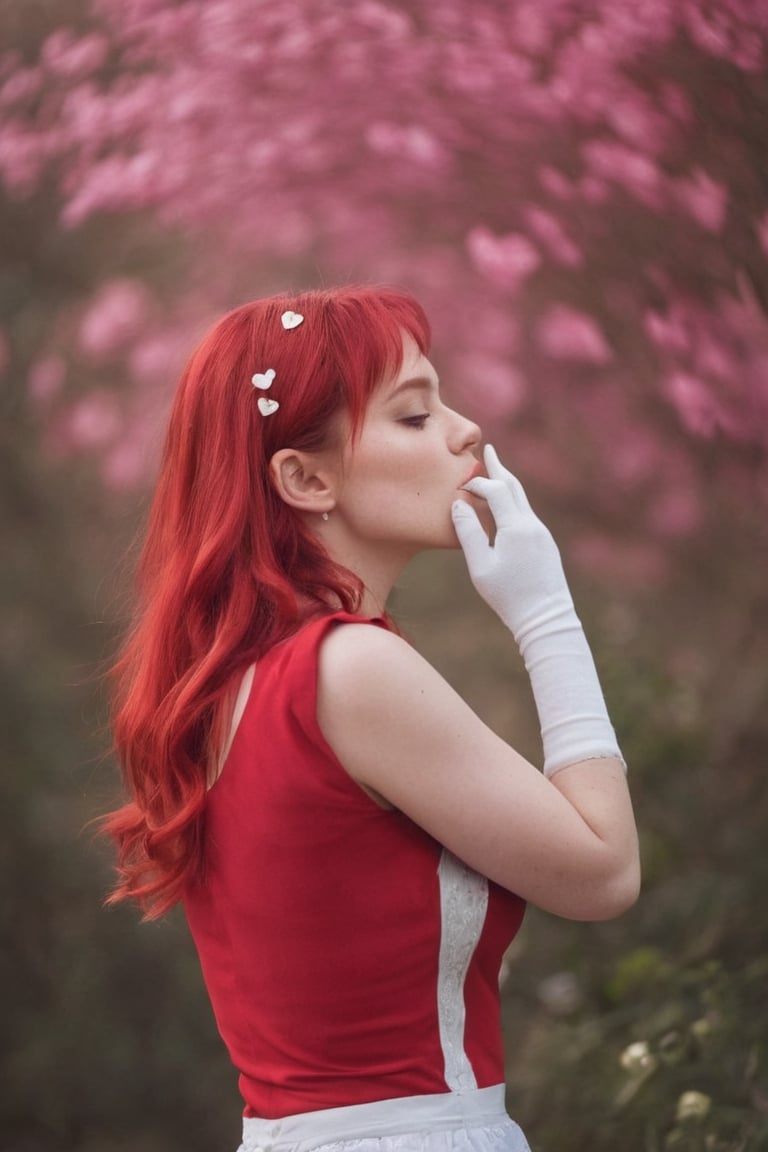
317 618 406 668
317 620 466 729
319 619 442 686
316 618 539 871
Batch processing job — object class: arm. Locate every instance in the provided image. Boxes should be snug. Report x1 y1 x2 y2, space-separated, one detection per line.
317 447 639 921
318 625 638 921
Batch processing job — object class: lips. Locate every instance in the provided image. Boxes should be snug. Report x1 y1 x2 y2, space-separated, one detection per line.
461 459 485 487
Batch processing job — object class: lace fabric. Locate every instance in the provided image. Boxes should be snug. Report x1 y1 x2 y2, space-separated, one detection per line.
436 850 489 1091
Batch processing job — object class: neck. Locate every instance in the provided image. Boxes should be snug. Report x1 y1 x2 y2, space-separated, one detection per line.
357 575 396 618
324 537 413 619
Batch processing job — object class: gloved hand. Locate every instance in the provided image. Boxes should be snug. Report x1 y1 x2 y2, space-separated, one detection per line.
452 445 625 777
451 444 572 644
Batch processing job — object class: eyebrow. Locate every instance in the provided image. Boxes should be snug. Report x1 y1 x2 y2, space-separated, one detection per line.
386 374 439 400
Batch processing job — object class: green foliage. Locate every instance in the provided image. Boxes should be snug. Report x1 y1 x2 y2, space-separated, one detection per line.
396 554 768 1152
505 946 768 1152
492 642 768 1152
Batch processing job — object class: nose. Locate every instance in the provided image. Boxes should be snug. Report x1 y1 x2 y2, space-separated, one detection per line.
450 408 482 454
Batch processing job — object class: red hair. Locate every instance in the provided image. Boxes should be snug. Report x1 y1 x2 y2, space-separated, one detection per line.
102 286 430 917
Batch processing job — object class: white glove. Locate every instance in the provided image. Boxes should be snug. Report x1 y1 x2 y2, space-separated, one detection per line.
451 445 624 777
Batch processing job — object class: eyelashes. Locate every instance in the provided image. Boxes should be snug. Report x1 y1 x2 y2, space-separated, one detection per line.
399 414 431 429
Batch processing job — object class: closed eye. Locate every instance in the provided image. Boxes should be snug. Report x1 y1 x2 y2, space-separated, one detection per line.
399 414 430 429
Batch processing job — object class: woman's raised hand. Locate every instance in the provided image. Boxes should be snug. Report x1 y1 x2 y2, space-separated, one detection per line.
453 445 625 778
451 444 574 642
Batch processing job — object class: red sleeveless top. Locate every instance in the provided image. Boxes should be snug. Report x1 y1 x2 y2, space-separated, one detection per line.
183 613 526 1119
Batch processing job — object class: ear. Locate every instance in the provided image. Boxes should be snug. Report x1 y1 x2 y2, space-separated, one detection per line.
269 448 336 517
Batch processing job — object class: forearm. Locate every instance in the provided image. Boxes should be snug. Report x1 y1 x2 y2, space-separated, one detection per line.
519 609 639 915
547 756 640 919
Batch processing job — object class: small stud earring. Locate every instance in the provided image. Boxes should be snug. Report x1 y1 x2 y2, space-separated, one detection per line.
321 512 329 521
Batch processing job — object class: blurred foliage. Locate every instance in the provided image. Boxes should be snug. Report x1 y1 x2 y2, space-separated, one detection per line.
402 550 768 1152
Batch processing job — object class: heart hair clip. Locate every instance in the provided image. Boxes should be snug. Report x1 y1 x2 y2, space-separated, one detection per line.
281 310 304 330
251 367 279 416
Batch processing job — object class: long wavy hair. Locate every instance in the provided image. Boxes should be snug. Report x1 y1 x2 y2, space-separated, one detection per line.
102 286 431 918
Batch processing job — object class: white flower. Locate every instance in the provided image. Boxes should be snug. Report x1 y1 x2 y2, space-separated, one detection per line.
620 1041 656 1074
675 1091 712 1121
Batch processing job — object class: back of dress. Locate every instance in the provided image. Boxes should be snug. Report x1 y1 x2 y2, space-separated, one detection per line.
184 612 526 1120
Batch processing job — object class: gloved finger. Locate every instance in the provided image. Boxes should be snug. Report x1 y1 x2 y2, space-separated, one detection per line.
451 500 491 558
461 476 519 529
483 445 531 512
483 443 505 479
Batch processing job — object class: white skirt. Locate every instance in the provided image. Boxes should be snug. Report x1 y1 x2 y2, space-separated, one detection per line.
237 1084 531 1152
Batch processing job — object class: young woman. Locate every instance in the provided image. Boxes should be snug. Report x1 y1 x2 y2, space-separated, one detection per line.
104 285 640 1152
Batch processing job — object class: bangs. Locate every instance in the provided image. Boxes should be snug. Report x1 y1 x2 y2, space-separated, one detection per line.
308 287 432 436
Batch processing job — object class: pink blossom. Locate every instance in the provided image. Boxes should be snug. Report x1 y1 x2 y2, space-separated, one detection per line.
537 306 613 364
128 332 189 385
354 2 412 39
1 0 767 558
78 279 150 358
673 169 728 232
524 208 582 267
682 3 764 70
456 355 526 421
663 371 719 437
365 123 448 168
695 332 734 381
41 31 109 79
0 67 43 106
582 141 663 207
644 287 768 449
466 228 541 291
682 5 730 58
63 390 123 449
644 309 691 355
508 4 551 54
605 94 669 153
537 166 575 201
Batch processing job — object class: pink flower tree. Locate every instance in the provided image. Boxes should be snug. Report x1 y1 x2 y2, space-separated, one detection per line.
2 0 767 704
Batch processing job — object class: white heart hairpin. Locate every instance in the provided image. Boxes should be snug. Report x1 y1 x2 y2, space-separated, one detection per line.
251 368 276 390
281 310 304 330
257 396 279 416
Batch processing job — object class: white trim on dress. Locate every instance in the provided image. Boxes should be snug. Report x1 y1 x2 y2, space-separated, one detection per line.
436 848 490 1092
